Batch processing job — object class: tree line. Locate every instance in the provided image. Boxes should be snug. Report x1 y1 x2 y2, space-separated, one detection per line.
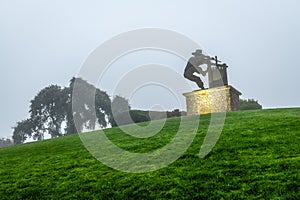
240 99 262 110
12 77 129 144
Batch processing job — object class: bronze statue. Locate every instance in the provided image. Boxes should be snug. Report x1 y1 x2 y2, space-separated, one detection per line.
184 49 210 89
184 50 229 89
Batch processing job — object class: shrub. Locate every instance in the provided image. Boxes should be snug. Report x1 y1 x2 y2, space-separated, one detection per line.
111 110 150 127
111 109 186 127
240 99 262 110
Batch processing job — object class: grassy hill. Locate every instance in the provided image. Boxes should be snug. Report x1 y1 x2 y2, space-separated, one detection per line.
0 108 299 199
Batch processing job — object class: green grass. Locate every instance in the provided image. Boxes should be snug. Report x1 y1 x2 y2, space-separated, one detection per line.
0 108 300 199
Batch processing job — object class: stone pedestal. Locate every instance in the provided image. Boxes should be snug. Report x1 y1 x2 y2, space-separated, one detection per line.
183 85 242 116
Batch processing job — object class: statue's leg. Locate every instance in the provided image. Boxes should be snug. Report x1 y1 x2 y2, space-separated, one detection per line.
195 79 205 89
189 75 205 89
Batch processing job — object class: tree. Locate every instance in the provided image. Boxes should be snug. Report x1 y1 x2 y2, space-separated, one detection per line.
110 95 131 127
111 95 130 115
12 119 33 144
0 138 13 148
30 85 68 139
240 99 262 110
95 88 112 128
67 77 112 133
64 85 77 135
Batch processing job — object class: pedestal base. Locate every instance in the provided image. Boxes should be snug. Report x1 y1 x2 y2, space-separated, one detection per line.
183 85 242 116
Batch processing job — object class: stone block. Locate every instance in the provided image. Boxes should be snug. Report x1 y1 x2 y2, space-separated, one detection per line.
183 85 242 116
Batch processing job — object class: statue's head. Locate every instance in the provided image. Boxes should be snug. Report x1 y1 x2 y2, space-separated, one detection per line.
192 49 203 57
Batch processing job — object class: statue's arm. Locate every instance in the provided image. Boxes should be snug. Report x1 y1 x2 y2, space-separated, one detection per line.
195 66 207 76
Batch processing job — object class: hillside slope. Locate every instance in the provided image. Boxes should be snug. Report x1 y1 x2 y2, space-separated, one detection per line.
0 108 299 199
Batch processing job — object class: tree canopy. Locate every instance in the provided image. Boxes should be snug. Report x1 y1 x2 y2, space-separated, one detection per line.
30 85 68 139
13 77 113 143
12 119 33 144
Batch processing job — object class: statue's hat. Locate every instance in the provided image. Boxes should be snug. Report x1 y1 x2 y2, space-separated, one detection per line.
192 49 203 56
